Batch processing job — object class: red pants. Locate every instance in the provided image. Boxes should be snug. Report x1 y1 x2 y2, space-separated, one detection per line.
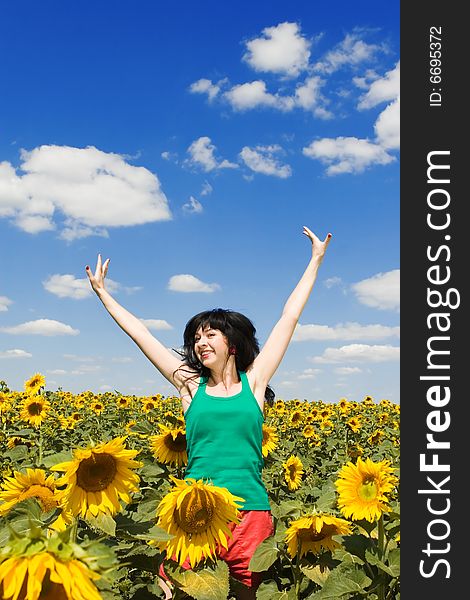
159 510 274 588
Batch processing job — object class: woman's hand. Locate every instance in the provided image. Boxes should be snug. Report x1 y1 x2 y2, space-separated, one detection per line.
302 226 332 262
85 254 110 295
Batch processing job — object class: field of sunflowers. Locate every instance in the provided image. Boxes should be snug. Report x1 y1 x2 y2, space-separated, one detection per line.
0 373 400 600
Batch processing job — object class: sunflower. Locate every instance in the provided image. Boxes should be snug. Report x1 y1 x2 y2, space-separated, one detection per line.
24 373 46 395
285 513 352 558
274 399 285 415
289 410 304 427
335 456 398 522
346 416 361 433
155 476 244 567
0 468 71 531
90 401 105 415
0 468 59 515
302 424 315 439
283 456 304 491
19 396 51 427
142 399 158 412
116 396 131 409
6 437 33 450
149 424 188 467
51 436 142 520
368 429 385 445
0 552 102 600
0 392 10 413
261 424 278 457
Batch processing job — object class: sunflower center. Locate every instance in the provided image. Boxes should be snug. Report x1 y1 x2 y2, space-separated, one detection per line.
175 489 215 534
288 465 298 479
358 477 378 501
165 432 187 452
76 453 117 492
19 485 58 512
28 402 43 416
302 523 337 542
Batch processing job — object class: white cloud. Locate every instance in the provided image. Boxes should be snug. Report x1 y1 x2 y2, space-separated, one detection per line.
334 367 362 375
0 145 172 239
111 357 133 363
293 322 399 341
189 78 225 101
43 274 93 299
1 318 79 336
352 269 400 311
167 274 221 293
298 368 322 380
358 62 400 109
0 349 32 359
311 344 400 363
0 296 13 312
323 276 342 289
243 22 311 78
140 319 173 330
200 181 213 196
374 97 400 150
47 369 67 374
302 136 395 175
294 76 332 119
239 145 292 178
186 137 238 172
224 81 295 112
182 196 203 214
43 274 139 298
314 32 383 74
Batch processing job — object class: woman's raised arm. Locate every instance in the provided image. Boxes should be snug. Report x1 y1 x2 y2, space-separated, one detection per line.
85 254 186 389
252 226 332 388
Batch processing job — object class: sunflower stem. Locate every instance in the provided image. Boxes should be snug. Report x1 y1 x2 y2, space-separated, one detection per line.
377 514 385 561
38 425 43 466
70 517 78 543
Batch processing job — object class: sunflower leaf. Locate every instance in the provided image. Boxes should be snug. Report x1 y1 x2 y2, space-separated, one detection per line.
86 514 117 537
168 560 230 600
365 548 400 577
42 450 73 468
307 563 372 597
255 580 297 599
248 536 279 572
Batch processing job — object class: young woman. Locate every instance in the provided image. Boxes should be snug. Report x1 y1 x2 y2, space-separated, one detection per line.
86 226 331 599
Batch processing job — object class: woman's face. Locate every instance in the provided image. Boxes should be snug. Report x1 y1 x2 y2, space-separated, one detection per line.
194 326 229 367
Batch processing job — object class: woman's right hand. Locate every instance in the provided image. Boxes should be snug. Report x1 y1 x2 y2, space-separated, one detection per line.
86 254 110 295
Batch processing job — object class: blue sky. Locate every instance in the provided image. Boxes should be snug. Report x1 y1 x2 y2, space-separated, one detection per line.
0 1 400 403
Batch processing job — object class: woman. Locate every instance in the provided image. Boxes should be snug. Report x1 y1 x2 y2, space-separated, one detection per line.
86 226 331 599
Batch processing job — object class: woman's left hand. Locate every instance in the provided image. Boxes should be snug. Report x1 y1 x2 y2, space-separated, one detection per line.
302 226 332 261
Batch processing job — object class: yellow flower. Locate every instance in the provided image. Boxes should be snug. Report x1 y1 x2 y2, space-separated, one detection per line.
149 424 188 467
261 424 278 457
335 456 398 522
116 396 131 409
156 477 244 567
368 429 385 445
24 373 46 395
90 401 105 415
285 513 352 558
283 456 304 491
19 396 51 427
0 552 103 600
302 424 315 439
51 436 142 520
346 416 361 433
0 468 71 531
0 392 10 413
289 410 303 427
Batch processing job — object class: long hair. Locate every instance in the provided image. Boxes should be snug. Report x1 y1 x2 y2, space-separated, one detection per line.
179 308 275 405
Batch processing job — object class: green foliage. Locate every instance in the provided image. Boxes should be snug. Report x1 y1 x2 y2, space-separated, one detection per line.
0 383 400 599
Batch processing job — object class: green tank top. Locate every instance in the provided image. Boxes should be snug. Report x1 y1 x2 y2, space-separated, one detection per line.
183 371 270 510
